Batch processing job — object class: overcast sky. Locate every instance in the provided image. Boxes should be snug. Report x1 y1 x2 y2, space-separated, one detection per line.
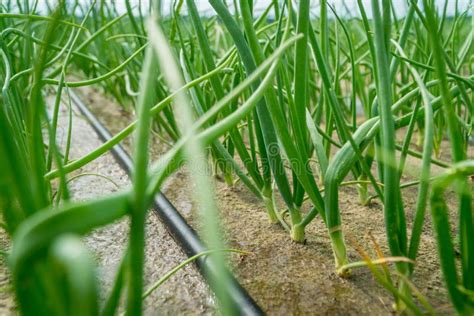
24 0 474 17
171 0 472 17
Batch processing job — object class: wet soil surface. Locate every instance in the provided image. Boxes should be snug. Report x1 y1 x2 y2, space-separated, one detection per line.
79 86 471 315
0 92 214 315
54 92 215 315
0 231 14 314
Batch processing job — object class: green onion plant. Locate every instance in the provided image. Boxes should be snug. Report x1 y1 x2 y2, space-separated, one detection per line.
1 0 473 314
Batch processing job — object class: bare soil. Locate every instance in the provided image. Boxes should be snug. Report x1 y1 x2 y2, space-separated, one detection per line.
0 231 15 314
67 86 473 314
0 91 215 315
54 92 215 315
164 163 456 315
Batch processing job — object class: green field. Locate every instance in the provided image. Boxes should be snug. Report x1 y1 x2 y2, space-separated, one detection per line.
0 0 473 314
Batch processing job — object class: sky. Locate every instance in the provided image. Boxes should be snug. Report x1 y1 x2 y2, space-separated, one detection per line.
163 0 473 17
18 0 474 17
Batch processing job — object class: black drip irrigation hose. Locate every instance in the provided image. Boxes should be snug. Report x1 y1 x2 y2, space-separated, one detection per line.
69 90 263 316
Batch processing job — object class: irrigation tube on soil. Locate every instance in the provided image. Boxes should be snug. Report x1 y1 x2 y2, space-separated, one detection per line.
69 90 264 315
